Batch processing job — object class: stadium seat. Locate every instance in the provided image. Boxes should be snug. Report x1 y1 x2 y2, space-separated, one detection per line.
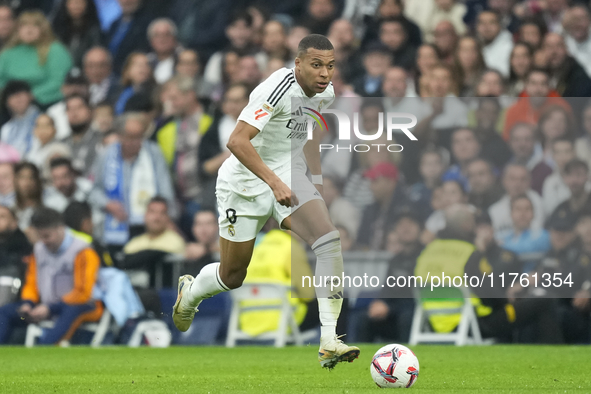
25 309 113 348
226 283 304 348
409 286 486 346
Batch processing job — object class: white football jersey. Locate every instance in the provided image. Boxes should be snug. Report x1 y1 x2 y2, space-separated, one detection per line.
218 67 335 195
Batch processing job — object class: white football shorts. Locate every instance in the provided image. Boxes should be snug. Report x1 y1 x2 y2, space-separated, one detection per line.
216 170 323 242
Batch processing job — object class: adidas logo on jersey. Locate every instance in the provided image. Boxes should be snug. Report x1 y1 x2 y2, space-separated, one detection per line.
291 107 303 116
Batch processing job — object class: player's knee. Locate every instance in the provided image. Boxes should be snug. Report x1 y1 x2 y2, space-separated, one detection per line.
220 268 247 289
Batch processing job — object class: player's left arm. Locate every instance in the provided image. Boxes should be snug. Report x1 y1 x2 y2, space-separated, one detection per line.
303 124 323 194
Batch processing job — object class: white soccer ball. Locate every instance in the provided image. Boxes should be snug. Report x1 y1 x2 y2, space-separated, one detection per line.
370 344 419 388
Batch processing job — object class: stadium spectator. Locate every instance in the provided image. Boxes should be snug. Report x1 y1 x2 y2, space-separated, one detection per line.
0 162 15 207
123 196 185 288
0 205 31 281
467 159 503 211
25 114 61 169
415 203 563 343
420 65 467 130
62 95 102 176
404 0 466 43
352 44 392 97
113 52 155 115
0 10 73 107
575 101 591 171
551 159 591 218
577 214 591 258
13 162 43 238
542 207 591 344
203 11 258 89
563 5 591 77
146 18 182 84
167 0 228 61
184 208 220 273
422 179 467 244
328 19 359 76
89 112 175 252
502 68 571 140
0 81 39 157
156 75 213 234
91 102 115 135
378 17 417 72
539 0 569 33
542 138 578 217
538 105 574 169
261 20 290 66
106 0 155 75
356 161 408 250
542 32 591 98
454 36 486 96
487 0 521 33
472 98 511 169
360 0 422 49
474 69 506 97
414 43 440 95
507 42 534 96
489 164 545 240
358 209 423 343
0 207 103 345
198 83 249 207
52 0 102 67
0 3 15 50
442 128 481 189
507 122 551 195
476 10 513 77
83 46 118 106
516 17 546 49
473 210 521 279
431 20 459 66
43 158 92 213
174 49 213 99
499 194 550 273
236 55 263 88
46 68 90 141
299 0 338 36
408 147 447 216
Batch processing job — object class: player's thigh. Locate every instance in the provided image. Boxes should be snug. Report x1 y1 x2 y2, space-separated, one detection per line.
216 181 272 285
275 174 336 246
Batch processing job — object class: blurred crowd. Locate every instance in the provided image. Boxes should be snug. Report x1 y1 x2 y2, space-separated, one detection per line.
0 0 590 344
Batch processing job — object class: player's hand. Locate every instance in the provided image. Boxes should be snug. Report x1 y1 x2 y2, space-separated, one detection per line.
368 300 389 320
28 304 50 323
106 201 128 222
272 181 299 208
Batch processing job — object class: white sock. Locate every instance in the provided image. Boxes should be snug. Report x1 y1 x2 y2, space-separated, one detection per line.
186 262 230 305
312 230 344 341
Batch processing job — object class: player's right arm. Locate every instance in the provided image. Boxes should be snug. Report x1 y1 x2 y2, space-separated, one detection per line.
227 121 298 208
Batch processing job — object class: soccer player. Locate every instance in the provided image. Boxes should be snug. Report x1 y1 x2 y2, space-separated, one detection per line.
172 34 360 368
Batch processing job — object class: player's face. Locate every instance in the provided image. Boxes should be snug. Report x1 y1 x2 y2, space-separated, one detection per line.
295 48 335 96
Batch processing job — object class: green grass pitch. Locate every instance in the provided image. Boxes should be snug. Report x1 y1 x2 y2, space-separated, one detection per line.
0 345 590 393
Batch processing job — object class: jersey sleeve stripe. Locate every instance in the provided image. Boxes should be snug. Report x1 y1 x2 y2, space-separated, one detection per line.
268 76 295 105
266 73 294 104
269 79 295 106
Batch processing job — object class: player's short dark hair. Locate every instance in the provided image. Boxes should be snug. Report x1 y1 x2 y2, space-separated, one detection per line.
49 157 74 172
564 158 589 174
297 34 334 58
31 207 64 229
63 201 92 231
